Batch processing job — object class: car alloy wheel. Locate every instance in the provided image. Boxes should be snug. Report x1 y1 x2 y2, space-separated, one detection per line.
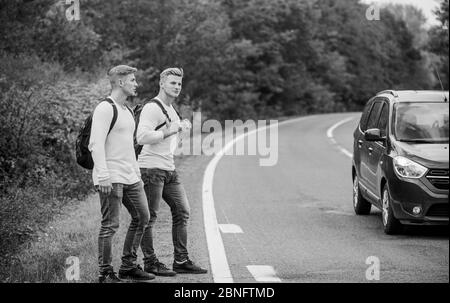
353 176 371 215
382 189 389 226
353 178 359 209
381 186 402 234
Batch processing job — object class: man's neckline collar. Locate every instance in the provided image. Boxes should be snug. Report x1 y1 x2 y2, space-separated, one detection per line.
107 95 127 109
154 96 172 108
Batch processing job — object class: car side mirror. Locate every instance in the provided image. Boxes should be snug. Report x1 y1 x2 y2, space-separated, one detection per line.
364 128 386 142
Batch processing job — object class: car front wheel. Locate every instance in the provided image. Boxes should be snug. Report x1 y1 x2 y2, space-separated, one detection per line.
353 176 371 215
381 185 402 235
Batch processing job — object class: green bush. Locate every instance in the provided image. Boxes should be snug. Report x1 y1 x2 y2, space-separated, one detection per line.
0 52 110 264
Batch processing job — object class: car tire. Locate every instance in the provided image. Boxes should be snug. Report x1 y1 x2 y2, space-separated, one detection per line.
353 176 371 215
381 185 402 235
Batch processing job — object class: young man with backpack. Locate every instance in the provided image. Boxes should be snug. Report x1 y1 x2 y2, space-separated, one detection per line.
88 65 154 283
136 67 208 276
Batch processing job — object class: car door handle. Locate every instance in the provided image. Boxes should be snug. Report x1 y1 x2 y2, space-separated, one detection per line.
358 140 363 148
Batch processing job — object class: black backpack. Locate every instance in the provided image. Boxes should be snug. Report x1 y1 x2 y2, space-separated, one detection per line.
133 98 182 159
75 97 119 170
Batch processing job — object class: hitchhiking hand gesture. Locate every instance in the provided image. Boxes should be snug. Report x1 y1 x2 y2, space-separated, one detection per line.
162 118 182 139
180 119 192 131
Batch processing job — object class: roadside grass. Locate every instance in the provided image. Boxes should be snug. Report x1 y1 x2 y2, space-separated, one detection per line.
0 181 89 282
7 188 175 283
5 165 181 283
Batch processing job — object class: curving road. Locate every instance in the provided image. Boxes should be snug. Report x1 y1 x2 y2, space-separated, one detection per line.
210 113 449 283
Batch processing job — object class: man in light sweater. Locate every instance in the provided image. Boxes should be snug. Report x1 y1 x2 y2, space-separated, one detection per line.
137 67 207 276
89 65 154 283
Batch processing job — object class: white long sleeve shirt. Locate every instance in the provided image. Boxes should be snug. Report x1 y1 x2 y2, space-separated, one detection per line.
136 98 181 171
88 97 141 186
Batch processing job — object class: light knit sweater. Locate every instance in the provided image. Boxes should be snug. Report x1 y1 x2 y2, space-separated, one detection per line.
136 98 181 171
88 97 141 186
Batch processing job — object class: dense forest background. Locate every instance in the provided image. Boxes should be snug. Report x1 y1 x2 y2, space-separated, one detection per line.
0 0 448 276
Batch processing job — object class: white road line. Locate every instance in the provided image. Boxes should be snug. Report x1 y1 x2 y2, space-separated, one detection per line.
326 117 355 159
203 156 234 283
326 117 354 138
324 210 354 216
219 224 243 233
337 146 353 158
202 115 314 283
246 265 282 282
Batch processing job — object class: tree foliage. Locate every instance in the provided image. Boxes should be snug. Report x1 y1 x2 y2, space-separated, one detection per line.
1 0 443 116
428 0 449 89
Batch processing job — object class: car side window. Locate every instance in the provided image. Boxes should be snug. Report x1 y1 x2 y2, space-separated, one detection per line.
377 102 389 137
365 102 383 130
360 100 374 132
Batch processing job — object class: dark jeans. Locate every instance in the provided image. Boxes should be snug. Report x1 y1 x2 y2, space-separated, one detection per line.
97 181 149 275
140 168 190 264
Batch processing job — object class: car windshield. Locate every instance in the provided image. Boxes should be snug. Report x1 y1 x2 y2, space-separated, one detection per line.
394 102 449 143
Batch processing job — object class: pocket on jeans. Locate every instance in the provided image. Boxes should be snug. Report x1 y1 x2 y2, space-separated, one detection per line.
142 169 165 185
148 173 165 185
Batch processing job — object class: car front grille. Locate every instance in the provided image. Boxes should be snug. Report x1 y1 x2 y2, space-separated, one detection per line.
426 204 449 217
426 169 449 190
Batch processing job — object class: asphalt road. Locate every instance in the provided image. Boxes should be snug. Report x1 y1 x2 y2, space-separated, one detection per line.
211 113 449 283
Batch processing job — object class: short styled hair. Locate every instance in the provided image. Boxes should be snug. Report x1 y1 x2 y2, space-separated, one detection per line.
108 65 137 87
160 67 183 82
108 65 137 77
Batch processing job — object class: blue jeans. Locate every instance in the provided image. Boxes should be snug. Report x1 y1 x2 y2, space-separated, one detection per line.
140 168 190 264
97 181 149 274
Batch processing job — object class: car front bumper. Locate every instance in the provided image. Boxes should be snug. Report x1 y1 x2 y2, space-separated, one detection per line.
386 166 449 225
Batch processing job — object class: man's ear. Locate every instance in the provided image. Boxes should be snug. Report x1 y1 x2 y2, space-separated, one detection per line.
119 79 123 87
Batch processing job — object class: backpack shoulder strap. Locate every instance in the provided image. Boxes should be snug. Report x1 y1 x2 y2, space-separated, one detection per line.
125 104 133 116
173 106 182 120
104 97 118 134
147 98 172 130
150 98 182 120
149 98 171 121
143 98 182 131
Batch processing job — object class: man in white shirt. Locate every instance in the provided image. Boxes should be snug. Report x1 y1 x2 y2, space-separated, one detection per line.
137 67 207 276
89 65 154 283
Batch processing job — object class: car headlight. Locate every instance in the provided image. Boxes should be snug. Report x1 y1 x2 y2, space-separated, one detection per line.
393 156 428 179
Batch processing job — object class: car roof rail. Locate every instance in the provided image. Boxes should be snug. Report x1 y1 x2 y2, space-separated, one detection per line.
376 90 398 97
